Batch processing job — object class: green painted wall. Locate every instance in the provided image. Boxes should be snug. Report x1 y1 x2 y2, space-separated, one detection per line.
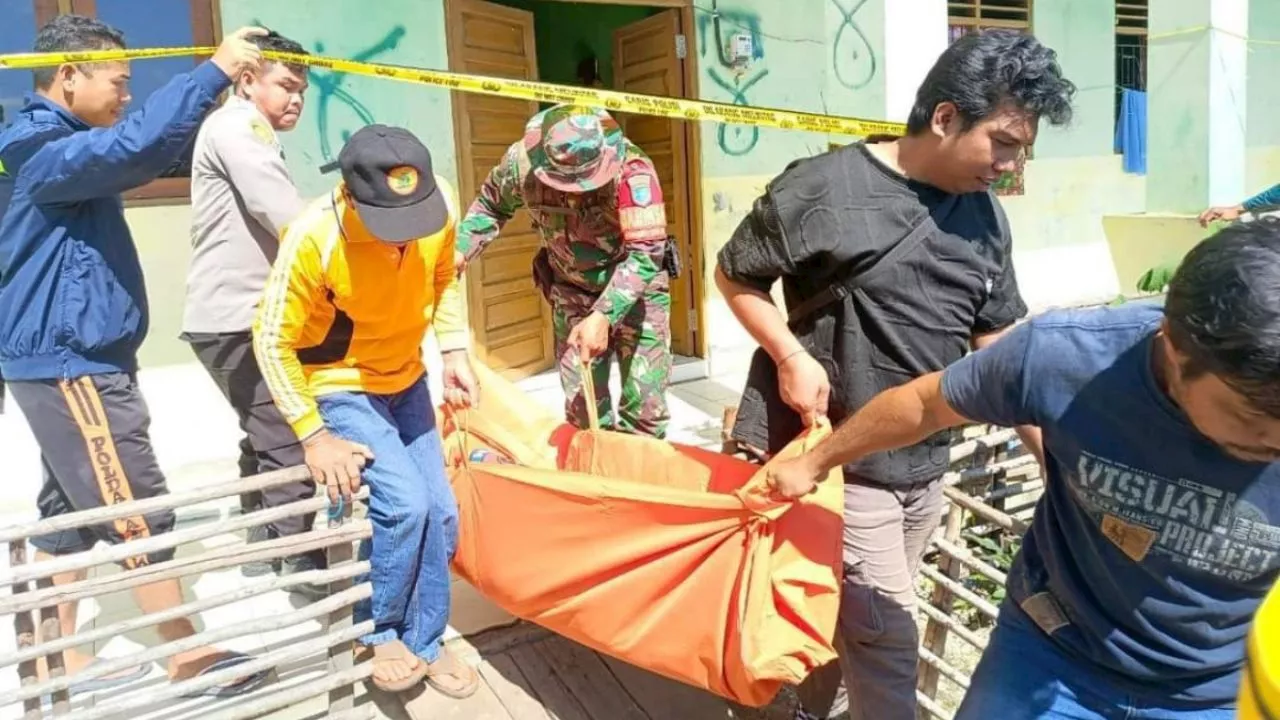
1145 8 1209 214
495 0 658 87
126 0 1280 368
1246 4 1280 197
1248 4 1280 149
695 0 829 179
823 0 886 126
1145 0 1251 213
128 204 197 368
219 0 457 198
124 0 460 368
1032 0 1115 158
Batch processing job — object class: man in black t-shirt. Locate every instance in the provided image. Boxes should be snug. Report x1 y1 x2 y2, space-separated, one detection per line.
716 30 1075 720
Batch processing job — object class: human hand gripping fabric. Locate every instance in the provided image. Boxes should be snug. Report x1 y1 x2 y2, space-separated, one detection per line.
777 349 831 427
766 453 823 500
442 350 480 409
567 311 610 362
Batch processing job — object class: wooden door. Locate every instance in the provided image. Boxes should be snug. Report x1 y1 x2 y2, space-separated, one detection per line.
613 10 698 356
446 0 554 379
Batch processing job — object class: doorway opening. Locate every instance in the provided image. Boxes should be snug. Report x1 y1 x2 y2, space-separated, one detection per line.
445 0 706 386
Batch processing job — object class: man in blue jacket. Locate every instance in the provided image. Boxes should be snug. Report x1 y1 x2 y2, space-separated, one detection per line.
0 14 273 698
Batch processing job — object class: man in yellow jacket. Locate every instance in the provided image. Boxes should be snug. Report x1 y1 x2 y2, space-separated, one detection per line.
252 124 479 698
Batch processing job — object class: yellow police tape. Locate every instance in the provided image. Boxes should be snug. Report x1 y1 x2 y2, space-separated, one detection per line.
0 46 907 138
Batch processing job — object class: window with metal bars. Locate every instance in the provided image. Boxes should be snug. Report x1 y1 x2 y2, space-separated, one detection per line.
1116 0 1147 92
1115 0 1147 155
947 0 1033 31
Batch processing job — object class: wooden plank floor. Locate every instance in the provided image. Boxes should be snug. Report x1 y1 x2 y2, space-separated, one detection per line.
358 622 798 720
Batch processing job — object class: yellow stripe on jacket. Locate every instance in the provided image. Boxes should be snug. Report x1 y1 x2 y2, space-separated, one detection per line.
252 175 467 440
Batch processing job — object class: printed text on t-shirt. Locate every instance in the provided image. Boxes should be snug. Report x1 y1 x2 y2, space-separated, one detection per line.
1075 452 1280 583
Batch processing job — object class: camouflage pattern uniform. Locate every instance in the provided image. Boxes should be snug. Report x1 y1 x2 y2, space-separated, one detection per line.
457 105 672 438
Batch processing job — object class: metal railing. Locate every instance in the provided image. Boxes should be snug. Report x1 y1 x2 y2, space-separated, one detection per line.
0 466 373 719
916 425 1042 718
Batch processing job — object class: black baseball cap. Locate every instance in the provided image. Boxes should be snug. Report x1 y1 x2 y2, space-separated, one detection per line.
321 124 448 243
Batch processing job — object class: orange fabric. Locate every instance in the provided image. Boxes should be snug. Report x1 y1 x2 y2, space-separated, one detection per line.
438 362 844 707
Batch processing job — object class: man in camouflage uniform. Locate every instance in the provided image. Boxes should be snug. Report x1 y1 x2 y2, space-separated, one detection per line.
456 104 673 438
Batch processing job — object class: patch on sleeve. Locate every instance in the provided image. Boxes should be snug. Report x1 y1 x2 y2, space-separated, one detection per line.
249 118 276 145
619 205 667 237
626 173 654 207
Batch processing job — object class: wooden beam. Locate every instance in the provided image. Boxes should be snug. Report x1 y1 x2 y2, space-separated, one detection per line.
918 503 964 699
198 665 374 720
0 465 312 545
1 585 371 709
35 0 60 27
917 601 987 651
2 561 369 670
66 621 374 720
0 521 370 616
1 488 366 586
943 485 1030 535
919 565 1000 620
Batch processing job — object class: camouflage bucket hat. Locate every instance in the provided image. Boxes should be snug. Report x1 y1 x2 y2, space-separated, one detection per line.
523 104 623 193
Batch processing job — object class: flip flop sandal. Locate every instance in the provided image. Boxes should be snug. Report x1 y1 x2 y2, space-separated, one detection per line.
356 641 428 694
423 651 480 700
177 651 271 699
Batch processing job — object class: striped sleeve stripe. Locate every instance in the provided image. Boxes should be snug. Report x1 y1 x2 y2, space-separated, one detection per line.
254 221 319 423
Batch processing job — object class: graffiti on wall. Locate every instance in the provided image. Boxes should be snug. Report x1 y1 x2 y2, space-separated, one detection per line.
312 27 406 161
829 0 876 90
697 7 769 157
249 20 407 161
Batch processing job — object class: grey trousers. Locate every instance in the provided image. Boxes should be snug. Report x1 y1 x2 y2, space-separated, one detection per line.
796 476 946 720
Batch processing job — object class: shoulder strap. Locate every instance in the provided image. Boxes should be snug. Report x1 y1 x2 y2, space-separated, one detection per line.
785 193 961 326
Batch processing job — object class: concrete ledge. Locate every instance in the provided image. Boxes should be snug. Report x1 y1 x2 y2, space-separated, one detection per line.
1102 213 1221 295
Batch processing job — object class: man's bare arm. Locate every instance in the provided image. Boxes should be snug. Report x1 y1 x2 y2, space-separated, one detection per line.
803 372 968 476
714 265 803 364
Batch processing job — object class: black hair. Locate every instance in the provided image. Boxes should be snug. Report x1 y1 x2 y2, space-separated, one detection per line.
32 14 126 90
252 30 308 77
906 29 1075 135
1164 216 1280 417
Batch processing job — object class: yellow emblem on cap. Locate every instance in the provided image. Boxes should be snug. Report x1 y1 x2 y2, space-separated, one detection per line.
387 165 419 196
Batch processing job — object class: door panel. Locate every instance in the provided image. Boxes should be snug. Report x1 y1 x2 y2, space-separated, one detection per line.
447 0 554 379
613 10 697 356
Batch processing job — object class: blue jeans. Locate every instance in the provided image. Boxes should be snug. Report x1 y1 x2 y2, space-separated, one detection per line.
956 603 1235 720
316 377 458 662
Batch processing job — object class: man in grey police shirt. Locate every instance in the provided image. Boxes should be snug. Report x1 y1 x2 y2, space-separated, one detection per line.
180 30 325 600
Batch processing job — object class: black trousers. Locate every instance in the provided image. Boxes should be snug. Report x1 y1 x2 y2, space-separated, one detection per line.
185 331 313 538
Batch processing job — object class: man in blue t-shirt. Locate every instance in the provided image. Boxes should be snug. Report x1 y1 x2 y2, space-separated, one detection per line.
765 218 1280 718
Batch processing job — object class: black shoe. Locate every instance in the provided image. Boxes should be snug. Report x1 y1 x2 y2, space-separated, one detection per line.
282 551 329 602
241 524 277 578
